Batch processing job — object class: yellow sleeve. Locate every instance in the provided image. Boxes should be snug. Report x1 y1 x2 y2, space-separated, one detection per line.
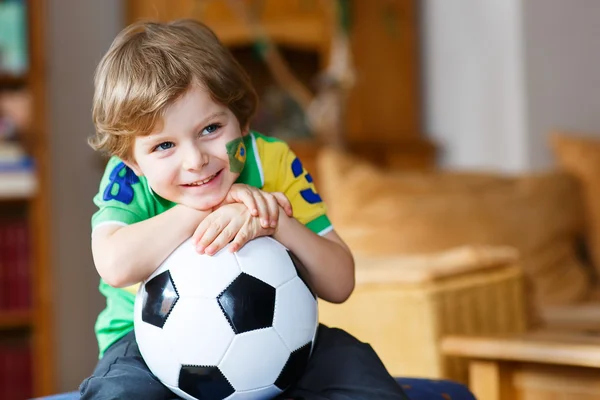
258 136 332 235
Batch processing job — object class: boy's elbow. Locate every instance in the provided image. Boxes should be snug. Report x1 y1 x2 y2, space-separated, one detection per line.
324 256 355 304
344 276 356 301
101 269 130 289
336 253 356 303
328 276 355 304
92 229 138 288
96 260 129 288
94 252 134 288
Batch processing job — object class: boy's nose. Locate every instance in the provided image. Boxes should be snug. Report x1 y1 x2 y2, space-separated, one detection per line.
182 148 207 171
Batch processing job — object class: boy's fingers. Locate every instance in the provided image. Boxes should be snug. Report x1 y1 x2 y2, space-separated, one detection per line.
266 194 279 228
231 218 276 252
230 226 251 253
191 220 209 245
196 219 224 253
272 192 293 217
235 188 259 216
204 223 237 256
252 192 270 228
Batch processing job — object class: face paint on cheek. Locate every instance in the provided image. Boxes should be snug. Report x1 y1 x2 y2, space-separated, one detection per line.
226 137 246 173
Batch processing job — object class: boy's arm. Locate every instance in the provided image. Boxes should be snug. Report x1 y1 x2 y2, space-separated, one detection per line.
92 204 210 288
273 215 355 304
253 136 354 303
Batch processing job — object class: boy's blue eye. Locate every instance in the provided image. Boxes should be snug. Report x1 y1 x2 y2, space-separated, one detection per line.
201 124 220 136
155 142 174 151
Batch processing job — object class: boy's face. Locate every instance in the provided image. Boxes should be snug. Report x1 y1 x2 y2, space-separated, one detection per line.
125 84 248 211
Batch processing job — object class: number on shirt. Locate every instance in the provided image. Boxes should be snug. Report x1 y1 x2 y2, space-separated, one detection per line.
103 162 140 204
291 157 322 204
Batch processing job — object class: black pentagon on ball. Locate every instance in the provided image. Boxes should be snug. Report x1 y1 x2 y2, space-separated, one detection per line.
217 272 276 334
275 342 312 390
287 250 316 299
141 270 179 328
179 365 235 400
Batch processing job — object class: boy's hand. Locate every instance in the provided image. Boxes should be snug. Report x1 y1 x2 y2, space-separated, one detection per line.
221 184 292 228
192 203 275 255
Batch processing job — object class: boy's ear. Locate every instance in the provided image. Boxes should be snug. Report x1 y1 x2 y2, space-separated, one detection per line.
241 124 250 136
122 159 143 177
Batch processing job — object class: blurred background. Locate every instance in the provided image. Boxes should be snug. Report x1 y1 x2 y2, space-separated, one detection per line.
3 0 600 398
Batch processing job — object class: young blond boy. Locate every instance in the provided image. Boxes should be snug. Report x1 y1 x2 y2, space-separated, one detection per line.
80 19 408 400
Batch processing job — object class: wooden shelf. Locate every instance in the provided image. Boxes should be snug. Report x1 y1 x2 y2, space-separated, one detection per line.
210 18 326 50
0 310 31 330
0 0 58 395
127 1 329 52
0 73 28 88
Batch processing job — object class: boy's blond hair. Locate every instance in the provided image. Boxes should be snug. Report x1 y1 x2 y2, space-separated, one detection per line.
90 19 258 160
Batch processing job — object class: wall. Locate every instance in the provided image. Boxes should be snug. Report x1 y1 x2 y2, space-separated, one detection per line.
46 0 123 391
421 0 528 172
523 0 600 168
421 0 600 171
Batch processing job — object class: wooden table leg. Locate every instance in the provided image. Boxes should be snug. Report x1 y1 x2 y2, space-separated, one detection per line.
469 360 515 400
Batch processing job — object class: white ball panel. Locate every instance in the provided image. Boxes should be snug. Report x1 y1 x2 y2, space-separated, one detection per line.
163 297 235 366
219 328 290 391
133 294 181 387
224 385 283 400
166 239 241 298
273 277 319 351
235 237 296 288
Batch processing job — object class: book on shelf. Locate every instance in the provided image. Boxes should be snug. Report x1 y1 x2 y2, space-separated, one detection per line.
0 142 36 199
0 0 28 77
0 212 31 394
0 337 32 400
0 170 36 199
0 218 30 313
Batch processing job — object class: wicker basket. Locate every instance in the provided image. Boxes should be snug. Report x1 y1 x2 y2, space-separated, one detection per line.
318 246 527 382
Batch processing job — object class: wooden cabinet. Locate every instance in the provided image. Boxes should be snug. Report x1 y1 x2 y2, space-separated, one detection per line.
0 1 55 398
128 0 331 55
127 0 435 169
346 1 421 140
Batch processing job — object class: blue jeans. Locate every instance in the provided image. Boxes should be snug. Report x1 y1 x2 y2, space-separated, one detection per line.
79 325 409 400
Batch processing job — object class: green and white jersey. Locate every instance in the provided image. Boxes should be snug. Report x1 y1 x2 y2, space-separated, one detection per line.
92 132 332 357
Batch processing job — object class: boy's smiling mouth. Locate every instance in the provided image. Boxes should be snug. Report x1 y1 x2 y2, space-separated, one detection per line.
182 170 222 187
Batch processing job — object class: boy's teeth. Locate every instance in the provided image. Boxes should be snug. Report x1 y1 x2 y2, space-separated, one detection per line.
190 173 216 186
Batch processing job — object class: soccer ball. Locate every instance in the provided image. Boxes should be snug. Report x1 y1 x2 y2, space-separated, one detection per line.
133 236 319 400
